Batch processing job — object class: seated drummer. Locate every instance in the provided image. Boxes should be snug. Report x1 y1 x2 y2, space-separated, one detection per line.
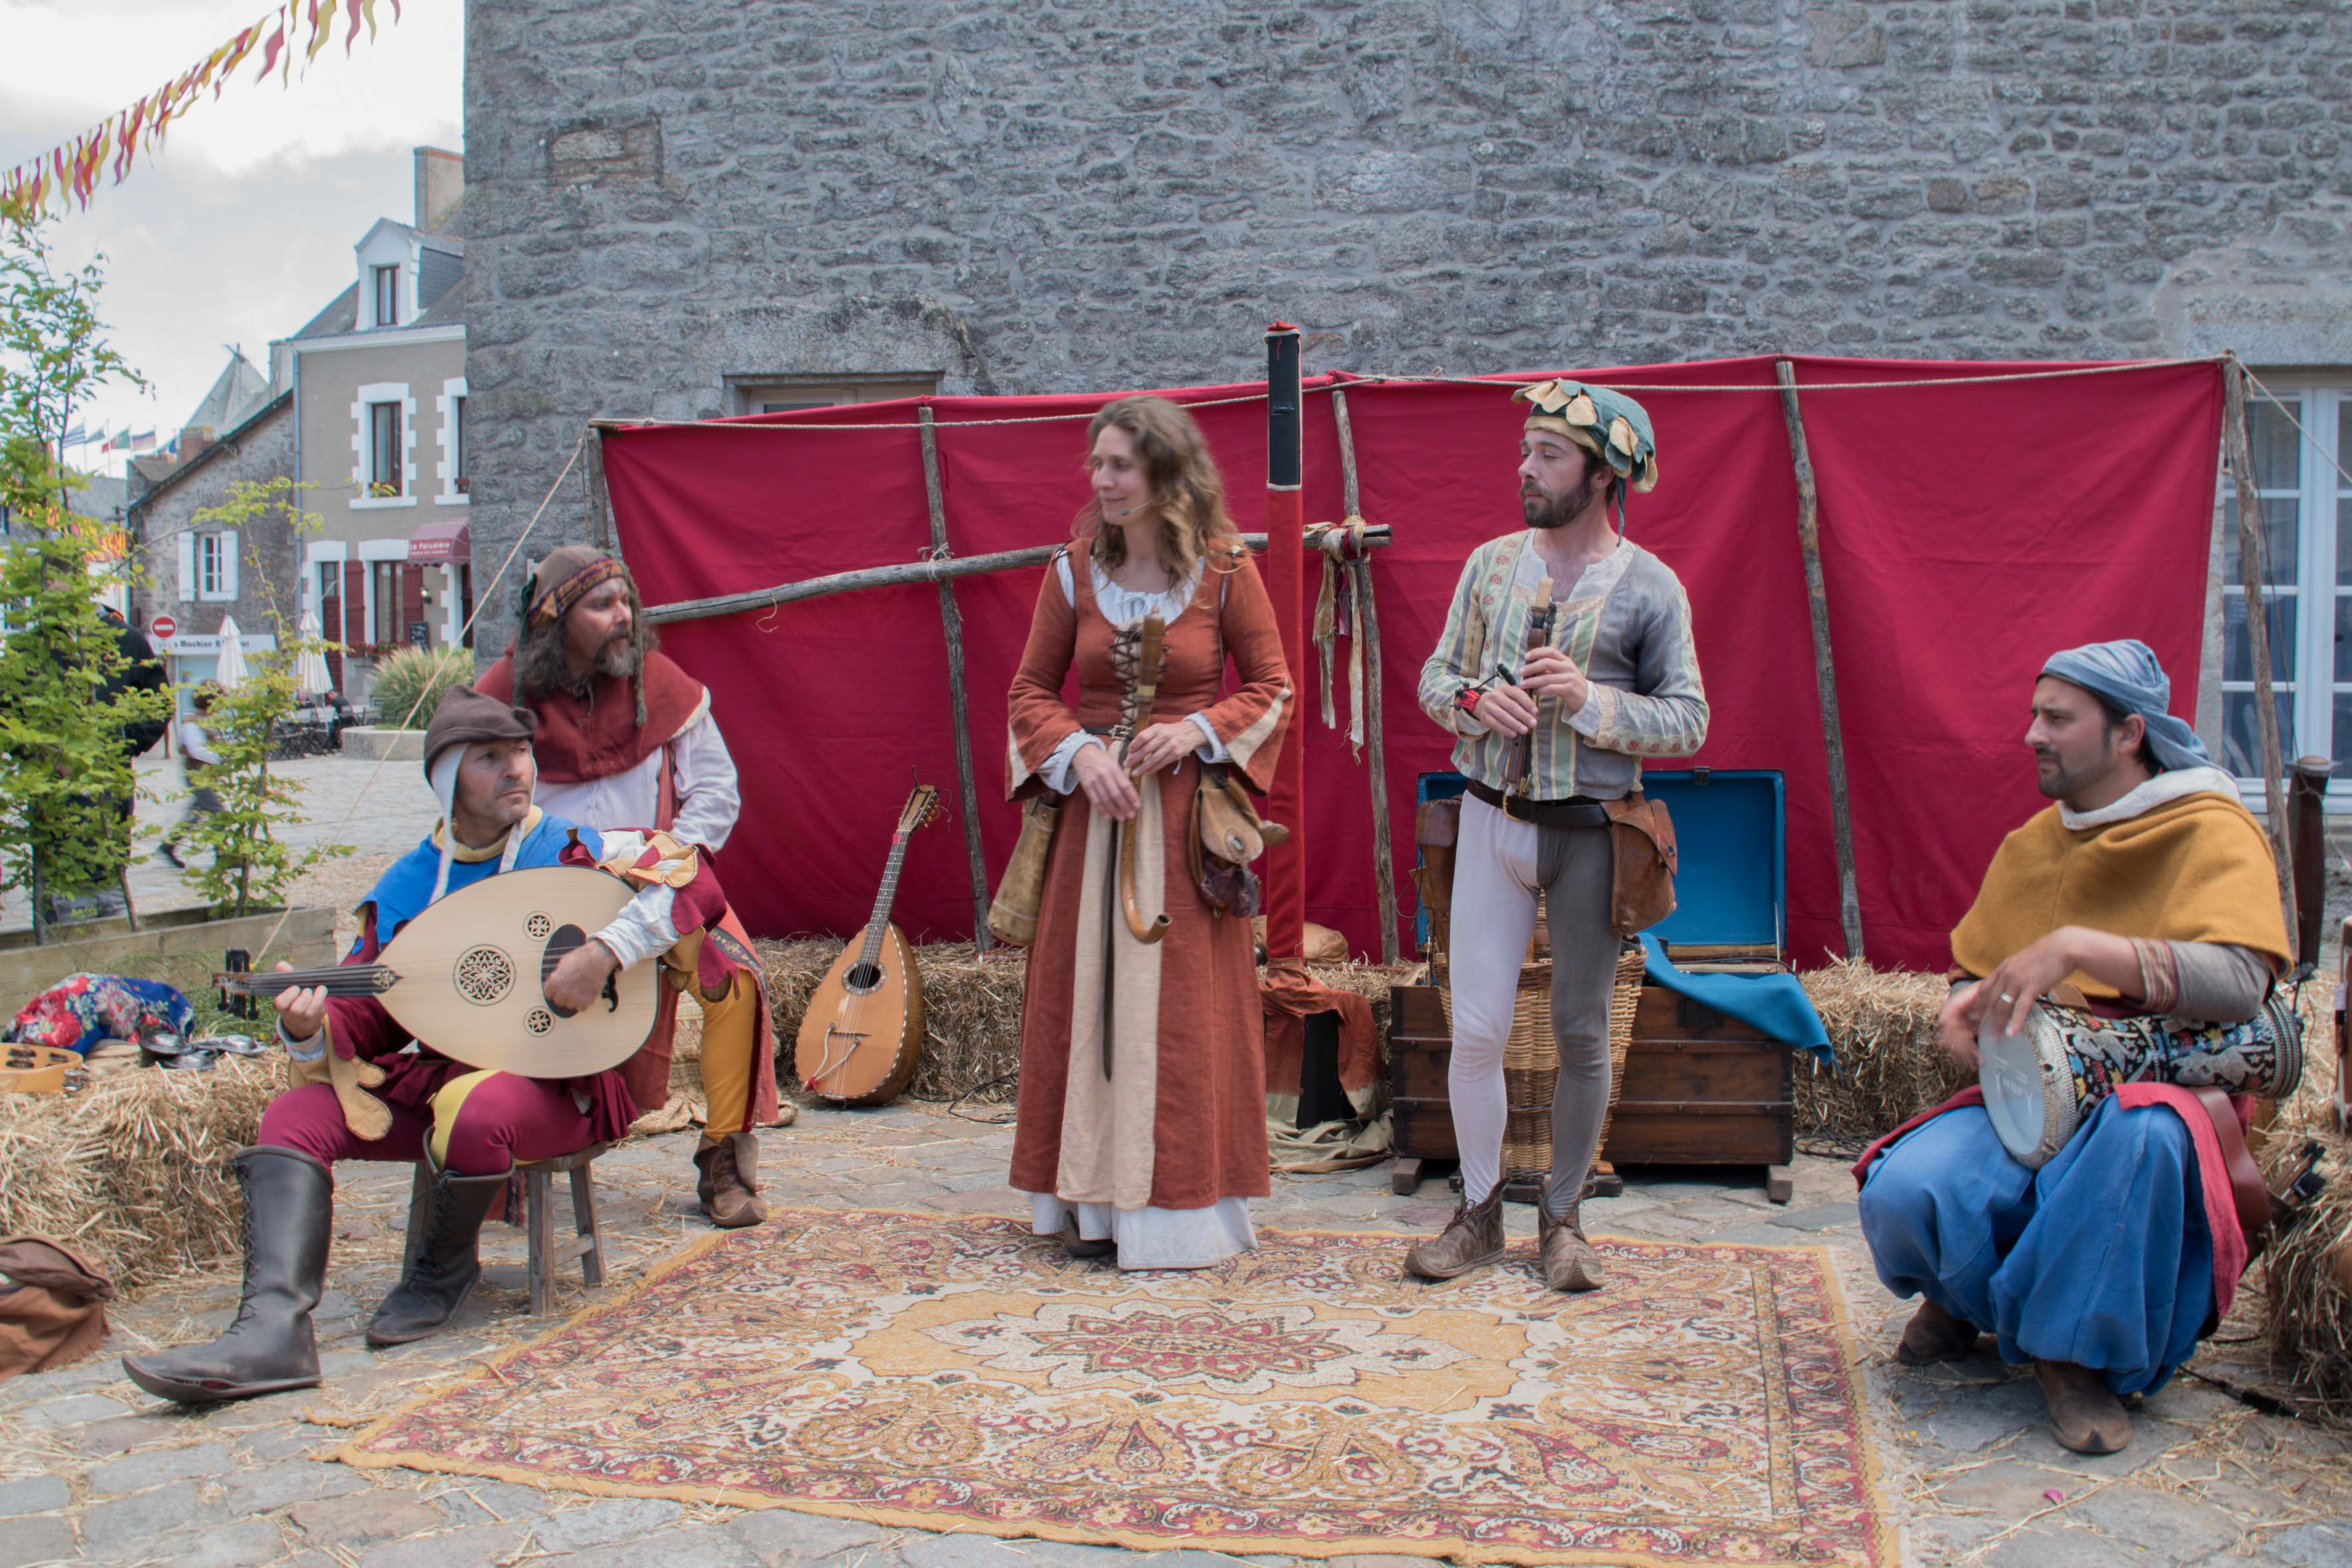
125 686 754 1405
1853 639 2289 1455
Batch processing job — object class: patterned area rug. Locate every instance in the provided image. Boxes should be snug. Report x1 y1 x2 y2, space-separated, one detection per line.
341 1208 1890 1567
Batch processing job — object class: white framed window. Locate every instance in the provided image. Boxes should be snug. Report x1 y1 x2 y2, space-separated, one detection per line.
193 528 238 602
372 264 400 327
2219 381 2352 795
350 382 418 509
435 376 469 503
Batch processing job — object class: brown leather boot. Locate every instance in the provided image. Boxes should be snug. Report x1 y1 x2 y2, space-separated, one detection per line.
1405 1189 1506 1280
1897 1298 1982 1365
693 1132 770 1229
1536 1204 1604 1292
2035 1360 2131 1454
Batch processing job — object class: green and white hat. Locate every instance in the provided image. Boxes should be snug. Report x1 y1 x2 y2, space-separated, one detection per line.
1513 378 1660 494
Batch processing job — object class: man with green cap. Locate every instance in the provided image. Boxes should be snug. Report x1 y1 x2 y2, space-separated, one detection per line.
1409 378 1709 1291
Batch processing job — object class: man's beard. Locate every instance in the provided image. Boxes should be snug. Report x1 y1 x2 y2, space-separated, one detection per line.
1522 486 1573 530
593 633 641 680
1522 480 1601 532
2034 747 2110 801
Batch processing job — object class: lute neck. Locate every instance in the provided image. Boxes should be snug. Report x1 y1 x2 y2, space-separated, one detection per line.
217 964 398 996
858 832 913 967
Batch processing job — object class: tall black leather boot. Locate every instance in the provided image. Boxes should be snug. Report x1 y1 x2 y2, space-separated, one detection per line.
123 1146 331 1403
365 1164 508 1347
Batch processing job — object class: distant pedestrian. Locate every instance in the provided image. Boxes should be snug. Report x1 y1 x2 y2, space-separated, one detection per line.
158 684 226 870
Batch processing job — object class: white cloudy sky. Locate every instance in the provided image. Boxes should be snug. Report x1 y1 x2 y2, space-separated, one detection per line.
1 0 461 477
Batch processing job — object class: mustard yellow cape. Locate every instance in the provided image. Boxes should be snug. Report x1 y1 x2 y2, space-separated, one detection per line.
1950 791 2291 1000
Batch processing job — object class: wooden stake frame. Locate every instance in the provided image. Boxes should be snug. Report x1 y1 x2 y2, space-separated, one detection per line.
1774 361 1866 959
918 406 994 953
2224 356 2297 953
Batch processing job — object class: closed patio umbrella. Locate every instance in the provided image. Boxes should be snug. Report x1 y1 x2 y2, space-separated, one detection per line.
212 614 248 690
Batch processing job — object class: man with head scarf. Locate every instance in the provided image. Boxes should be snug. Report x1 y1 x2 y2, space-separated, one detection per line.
1853 639 2291 1454
475 546 778 1228
121 685 765 1405
1408 379 1708 1293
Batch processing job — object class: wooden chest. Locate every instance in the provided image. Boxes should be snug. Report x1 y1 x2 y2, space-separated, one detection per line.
1385 978 1794 1198
1608 980 1794 1170
1387 982 1456 1164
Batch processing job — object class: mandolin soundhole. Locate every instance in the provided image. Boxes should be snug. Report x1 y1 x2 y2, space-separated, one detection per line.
846 963 883 994
526 913 553 939
453 946 516 1005
524 1008 554 1036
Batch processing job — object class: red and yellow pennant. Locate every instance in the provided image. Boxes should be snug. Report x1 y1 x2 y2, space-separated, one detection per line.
3 1 402 218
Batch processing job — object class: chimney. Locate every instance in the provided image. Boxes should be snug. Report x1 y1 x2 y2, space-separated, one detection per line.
414 147 465 234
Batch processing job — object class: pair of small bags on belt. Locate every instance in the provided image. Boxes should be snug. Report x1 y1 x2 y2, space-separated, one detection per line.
986 764 1288 946
1417 788 1678 938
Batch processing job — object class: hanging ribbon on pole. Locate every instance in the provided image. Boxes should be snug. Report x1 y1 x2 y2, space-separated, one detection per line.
2 1 404 218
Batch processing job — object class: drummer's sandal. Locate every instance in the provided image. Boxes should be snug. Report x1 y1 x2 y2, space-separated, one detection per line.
1896 1298 1981 1364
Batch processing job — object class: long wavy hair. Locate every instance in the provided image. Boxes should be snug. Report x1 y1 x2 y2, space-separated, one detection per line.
1075 395 1239 582
510 569 659 727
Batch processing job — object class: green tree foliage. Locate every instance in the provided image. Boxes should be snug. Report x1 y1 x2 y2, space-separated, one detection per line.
0 195 163 941
178 479 351 915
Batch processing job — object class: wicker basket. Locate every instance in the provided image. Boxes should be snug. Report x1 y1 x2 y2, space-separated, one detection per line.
1441 941 1646 1191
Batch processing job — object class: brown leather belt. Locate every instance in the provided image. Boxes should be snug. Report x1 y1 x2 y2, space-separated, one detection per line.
1463 779 1609 829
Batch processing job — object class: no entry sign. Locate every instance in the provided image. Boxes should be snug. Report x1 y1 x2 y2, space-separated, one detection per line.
149 613 177 641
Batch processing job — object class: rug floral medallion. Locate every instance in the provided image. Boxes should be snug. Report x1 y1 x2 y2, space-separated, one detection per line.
341 1208 1891 1567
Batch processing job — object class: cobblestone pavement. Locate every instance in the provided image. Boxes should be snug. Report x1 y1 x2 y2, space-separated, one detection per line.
5 761 2352 1563
4 1109 2349 1568
1 752 439 937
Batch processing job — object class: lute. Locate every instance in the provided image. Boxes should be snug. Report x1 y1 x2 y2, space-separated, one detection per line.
215 865 660 1077
795 784 942 1106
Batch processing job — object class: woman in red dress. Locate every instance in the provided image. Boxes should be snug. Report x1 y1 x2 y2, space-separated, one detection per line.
1004 396 1293 1269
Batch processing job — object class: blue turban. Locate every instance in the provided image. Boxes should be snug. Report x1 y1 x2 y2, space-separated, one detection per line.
2039 639 2211 772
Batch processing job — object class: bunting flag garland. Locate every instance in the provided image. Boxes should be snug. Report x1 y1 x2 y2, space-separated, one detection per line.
2 1 402 218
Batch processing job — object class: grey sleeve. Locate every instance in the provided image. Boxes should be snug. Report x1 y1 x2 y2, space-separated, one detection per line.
2165 941 2274 1024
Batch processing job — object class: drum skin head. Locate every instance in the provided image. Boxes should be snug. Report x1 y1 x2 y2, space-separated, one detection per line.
1979 1011 2067 1168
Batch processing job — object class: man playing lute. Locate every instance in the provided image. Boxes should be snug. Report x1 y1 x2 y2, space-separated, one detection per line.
123 686 760 1405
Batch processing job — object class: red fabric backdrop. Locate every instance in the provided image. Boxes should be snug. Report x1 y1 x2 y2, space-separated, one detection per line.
601 356 2223 973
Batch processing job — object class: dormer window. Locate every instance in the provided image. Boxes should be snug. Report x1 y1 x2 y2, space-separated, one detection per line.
372 264 399 327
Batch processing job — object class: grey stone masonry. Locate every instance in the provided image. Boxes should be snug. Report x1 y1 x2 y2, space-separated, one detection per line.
463 0 2352 632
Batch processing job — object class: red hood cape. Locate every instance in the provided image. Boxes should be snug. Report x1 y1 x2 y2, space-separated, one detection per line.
476 649 706 785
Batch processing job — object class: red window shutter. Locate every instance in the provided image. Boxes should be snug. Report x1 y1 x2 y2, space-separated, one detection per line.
401 565 425 643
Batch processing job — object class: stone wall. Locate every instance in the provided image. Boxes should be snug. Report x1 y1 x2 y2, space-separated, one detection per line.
463 0 2352 633
127 401 300 656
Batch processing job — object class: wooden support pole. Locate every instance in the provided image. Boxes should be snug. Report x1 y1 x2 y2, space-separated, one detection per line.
585 431 614 552
2225 357 2298 953
643 524 1393 627
919 406 992 953
2290 755 2331 972
1774 361 1866 960
1332 388 1399 965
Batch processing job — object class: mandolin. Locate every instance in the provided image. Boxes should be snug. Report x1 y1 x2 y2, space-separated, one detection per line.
796 784 943 1106
214 866 660 1078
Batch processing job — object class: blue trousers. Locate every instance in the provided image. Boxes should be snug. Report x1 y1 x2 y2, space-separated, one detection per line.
1857 1099 2215 1396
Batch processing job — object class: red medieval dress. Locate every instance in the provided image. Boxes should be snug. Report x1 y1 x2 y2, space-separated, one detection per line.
1005 542 1292 1268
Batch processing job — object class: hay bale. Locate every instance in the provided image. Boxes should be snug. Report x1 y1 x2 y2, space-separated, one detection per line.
1796 961 1968 1144
0 1056 284 1293
2261 1012 2352 1417
2263 1119 2352 1417
755 938 1414 1109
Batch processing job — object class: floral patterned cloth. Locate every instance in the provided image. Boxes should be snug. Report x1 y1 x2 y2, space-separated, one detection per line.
5 974 196 1056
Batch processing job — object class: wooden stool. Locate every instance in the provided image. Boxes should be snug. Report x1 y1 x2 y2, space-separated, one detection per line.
404 1142 612 1318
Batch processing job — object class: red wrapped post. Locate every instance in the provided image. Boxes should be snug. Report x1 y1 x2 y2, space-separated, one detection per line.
1262 323 1305 963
